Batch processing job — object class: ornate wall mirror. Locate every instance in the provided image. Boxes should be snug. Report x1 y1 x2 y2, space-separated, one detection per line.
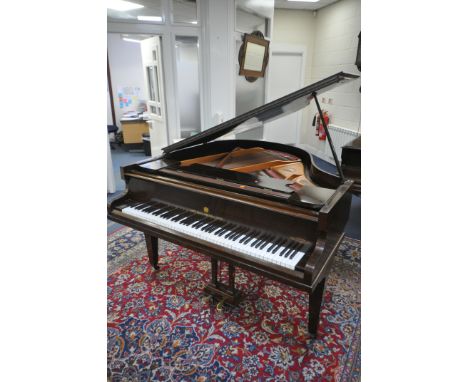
238 31 270 82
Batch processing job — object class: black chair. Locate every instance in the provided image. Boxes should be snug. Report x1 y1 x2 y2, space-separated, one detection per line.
107 125 118 150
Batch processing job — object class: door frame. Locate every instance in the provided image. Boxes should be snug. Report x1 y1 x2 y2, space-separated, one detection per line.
108 11 205 144
266 43 306 145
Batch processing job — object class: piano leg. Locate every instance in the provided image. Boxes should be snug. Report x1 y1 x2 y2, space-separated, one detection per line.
228 264 235 293
211 258 219 287
308 278 326 338
144 234 160 270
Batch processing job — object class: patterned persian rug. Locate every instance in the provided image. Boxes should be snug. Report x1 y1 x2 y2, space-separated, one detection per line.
107 221 361 381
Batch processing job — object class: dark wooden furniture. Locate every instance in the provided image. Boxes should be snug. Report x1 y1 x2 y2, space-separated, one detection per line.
341 136 361 195
108 72 359 338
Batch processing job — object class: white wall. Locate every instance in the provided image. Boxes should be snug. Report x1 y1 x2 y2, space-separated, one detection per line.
272 0 361 150
107 33 146 128
309 0 361 151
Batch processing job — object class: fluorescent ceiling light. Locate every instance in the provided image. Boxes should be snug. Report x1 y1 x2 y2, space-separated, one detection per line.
190 21 198 24
137 15 163 22
288 0 320 3
107 0 144 11
122 37 142 43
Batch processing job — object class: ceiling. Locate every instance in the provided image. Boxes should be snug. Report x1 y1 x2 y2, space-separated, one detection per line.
274 0 340 11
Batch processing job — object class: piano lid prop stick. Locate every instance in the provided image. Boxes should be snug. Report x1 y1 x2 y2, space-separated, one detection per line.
312 92 345 181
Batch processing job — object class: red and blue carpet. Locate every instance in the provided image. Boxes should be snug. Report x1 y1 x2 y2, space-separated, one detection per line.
107 221 360 381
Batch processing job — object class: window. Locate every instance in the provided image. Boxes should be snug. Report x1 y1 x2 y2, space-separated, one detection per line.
172 0 198 25
107 0 164 24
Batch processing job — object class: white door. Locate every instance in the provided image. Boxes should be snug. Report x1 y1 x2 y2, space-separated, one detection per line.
140 36 168 156
264 49 304 144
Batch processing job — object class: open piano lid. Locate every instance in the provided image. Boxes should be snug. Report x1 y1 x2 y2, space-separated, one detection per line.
163 72 359 154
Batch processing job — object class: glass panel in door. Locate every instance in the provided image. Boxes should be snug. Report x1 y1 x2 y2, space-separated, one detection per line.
175 36 201 138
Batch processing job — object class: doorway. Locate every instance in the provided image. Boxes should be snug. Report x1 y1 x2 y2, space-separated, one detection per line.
264 45 305 144
107 33 165 192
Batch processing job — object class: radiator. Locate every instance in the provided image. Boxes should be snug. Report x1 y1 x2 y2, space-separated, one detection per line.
324 124 360 161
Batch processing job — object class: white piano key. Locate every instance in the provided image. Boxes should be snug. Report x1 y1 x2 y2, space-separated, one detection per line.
122 202 306 270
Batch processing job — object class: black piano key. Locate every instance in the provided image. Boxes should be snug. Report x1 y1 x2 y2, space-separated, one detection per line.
214 221 227 230
171 211 189 221
144 204 162 213
258 234 273 248
267 237 282 252
247 231 262 245
188 217 203 227
204 220 218 231
239 230 255 244
251 233 266 247
167 209 184 219
140 204 155 212
160 207 177 218
190 216 204 228
133 203 148 210
213 223 229 235
150 204 166 214
153 206 171 216
243 231 259 245
218 224 233 235
281 242 296 257
279 241 293 256
290 244 309 260
127 200 144 209
272 238 287 254
192 216 208 228
226 224 238 236
224 228 236 239
254 234 268 248
179 214 195 224
215 223 228 234
143 202 160 210
201 220 216 231
139 205 153 213
184 215 199 225
286 243 301 259
271 237 286 253
259 235 274 250
207 221 222 232
232 227 249 241
226 226 241 239
229 227 245 240
221 224 234 236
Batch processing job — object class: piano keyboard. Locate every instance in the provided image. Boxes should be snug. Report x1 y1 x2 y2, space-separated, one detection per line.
121 201 311 270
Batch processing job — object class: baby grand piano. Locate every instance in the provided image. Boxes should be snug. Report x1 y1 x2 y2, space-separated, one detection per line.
108 72 359 338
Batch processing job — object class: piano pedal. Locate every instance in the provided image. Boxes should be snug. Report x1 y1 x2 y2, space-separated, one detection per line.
216 296 227 312
203 282 245 308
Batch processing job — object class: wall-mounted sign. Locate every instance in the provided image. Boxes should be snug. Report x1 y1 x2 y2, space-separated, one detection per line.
238 31 270 82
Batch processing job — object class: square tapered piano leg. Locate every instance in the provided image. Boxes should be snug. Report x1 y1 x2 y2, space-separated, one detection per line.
204 259 244 306
308 278 326 338
144 234 160 270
